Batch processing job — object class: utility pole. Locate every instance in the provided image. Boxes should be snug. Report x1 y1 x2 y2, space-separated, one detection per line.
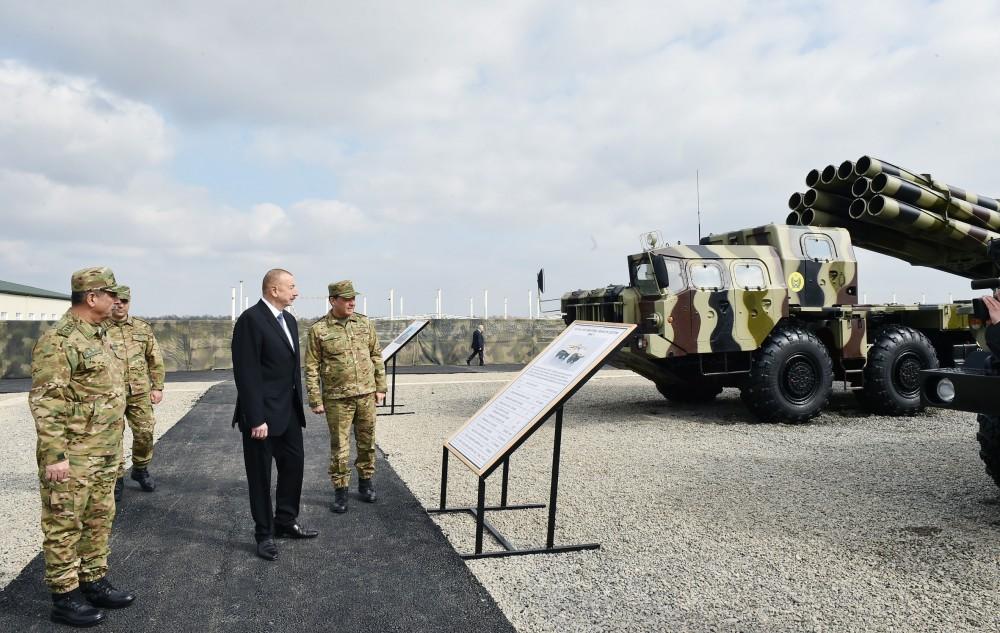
389 288 395 320
469 296 474 318
484 290 488 318
230 287 236 321
238 280 244 315
503 297 508 320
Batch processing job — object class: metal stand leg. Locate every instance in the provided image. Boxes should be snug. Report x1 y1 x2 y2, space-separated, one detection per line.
390 356 397 414
439 447 449 511
500 458 510 508
378 355 413 416
546 407 563 548
474 477 486 555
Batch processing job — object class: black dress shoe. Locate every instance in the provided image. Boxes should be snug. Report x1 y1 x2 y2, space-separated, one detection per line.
130 467 156 492
79 577 135 609
274 523 318 539
114 478 123 503
51 590 105 627
256 538 278 561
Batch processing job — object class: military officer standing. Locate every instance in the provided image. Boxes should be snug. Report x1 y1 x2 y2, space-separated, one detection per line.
104 286 165 501
305 280 387 513
30 267 136 628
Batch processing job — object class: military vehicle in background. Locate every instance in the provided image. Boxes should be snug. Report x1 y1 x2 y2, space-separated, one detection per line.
563 156 999 424
920 242 1000 490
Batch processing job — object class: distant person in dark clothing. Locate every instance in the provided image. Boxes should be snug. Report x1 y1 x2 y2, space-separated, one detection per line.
466 324 485 366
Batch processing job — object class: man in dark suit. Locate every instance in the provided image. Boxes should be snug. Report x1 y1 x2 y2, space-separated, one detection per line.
231 268 318 561
466 324 485 366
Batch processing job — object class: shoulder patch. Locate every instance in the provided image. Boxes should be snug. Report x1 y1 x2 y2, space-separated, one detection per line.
56 322 74 337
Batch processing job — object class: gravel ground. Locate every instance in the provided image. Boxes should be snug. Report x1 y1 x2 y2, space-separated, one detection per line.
376 371 1000 633
0 381 219 588
3 371 998 632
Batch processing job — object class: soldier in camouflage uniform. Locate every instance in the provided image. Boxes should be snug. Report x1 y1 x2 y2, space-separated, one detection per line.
30 267 137 628
104 286 165 500
304 280 387 513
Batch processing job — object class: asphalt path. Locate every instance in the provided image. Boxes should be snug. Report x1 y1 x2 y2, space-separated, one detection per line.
0 381 514 633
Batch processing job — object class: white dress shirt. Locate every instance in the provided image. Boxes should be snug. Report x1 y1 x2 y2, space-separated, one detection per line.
262 298 295 348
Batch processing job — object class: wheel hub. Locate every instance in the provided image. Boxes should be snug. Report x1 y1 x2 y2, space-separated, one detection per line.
782 354 819 403
893 351 923 396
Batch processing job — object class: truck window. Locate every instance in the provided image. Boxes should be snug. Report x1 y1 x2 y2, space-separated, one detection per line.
733 262 767 289
634 262 660 295
662 258 685 293
802 235 835 261
689 262 724 289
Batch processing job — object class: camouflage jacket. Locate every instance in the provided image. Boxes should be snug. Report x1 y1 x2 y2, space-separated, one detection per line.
29 311 127 464
305 312 387 406
104 316 165 395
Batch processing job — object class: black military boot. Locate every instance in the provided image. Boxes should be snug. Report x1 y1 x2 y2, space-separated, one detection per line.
51 590 105 627
330 487 348 513
80 577 136 609
114 477 124 502
130 467 156 492
358 478 377 503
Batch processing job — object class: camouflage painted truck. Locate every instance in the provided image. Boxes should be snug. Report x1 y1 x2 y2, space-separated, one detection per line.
561 223 975 423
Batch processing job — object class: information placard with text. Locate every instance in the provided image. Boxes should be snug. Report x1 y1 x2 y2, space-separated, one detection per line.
446 321 636 476
381 319 430 362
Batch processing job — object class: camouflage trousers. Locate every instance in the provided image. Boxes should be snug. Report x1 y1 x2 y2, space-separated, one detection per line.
118 392 156 475
324 392 376 489
39 453 118 593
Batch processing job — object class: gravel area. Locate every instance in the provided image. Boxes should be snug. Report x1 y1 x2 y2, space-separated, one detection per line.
0 381 219 588
3 370 998 632
376 371 1000 633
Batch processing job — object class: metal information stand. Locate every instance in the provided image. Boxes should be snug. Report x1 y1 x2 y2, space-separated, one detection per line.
429 321 636 559
378 320 430 416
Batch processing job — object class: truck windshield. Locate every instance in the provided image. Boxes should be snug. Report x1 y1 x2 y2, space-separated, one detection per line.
634 261 660 295
633 256 684 296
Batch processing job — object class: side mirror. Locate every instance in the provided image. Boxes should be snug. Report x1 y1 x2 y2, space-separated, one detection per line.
651 256 670 290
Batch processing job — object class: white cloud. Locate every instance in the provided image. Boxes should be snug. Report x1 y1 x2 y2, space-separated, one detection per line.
0 60 169 187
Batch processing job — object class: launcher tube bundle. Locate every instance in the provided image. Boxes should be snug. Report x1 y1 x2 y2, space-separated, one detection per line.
788 156 1000 278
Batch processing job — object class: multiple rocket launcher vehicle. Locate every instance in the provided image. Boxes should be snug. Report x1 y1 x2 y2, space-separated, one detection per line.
562 156 1000 425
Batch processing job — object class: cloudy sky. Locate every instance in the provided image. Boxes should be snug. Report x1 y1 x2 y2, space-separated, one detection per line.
2 1 999 317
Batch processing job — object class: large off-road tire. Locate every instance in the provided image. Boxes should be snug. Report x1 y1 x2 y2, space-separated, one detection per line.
857 325 938 416
977 414 1000 490
656 381 723 403
741 324 833 424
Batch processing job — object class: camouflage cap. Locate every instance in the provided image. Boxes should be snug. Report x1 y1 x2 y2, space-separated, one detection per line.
71 266 124 294
116 285 131 301
328 280 358 298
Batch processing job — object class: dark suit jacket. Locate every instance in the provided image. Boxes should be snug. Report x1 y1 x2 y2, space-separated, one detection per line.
471 329 484 351
231 299 306 435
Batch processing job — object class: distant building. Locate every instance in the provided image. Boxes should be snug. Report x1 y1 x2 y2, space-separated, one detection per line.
0 280 70 321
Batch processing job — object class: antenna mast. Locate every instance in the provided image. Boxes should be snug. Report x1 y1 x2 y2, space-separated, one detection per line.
696 169 702 242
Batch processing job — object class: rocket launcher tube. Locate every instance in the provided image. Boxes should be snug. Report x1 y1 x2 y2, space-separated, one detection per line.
805 169 822 188
851 176 873 199
802 208 945 263
867 195 1000 248
836 160 855 180
788 192 806 211
804 188 851 216
872 173 1000 231
854 155 928 186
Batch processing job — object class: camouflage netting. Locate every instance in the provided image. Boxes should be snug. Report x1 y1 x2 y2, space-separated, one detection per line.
0 318 566 379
